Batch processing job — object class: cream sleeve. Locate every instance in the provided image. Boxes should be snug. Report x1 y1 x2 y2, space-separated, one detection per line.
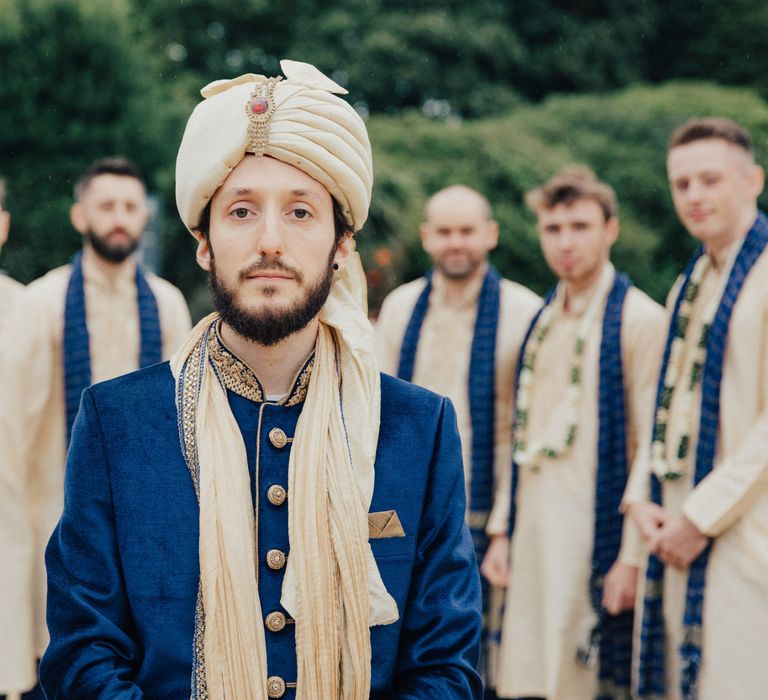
155 281 192 359
683 303 768 537
618 291 666 565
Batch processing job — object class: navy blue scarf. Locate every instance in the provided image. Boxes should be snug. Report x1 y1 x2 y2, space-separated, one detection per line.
398 266 501 561
63 252 162 442
509 271 634 698
638 213 768 700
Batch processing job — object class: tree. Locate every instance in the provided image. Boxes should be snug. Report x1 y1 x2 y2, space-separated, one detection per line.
0 0 184 282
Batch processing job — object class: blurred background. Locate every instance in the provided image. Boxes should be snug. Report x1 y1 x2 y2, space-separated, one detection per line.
2 0 768 318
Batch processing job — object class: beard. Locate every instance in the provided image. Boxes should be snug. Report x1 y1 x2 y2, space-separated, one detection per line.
87 227 140 263
435 252 485 280
209 250 335 347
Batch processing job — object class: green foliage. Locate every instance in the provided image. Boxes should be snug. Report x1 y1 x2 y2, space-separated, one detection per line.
0 0 185 282
125 0 768 119
3 0 768 320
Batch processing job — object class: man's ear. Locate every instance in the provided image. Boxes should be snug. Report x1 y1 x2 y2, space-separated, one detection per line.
70 203 88 236
0 211 9 249
418 222 433 255
332 232 354 272
486 219 500 251
606 216 620 246
195 232 212 271
750 164 765 199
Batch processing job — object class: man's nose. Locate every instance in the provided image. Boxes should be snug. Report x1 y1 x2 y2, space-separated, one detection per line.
255 209 286 257
685 181 704 202
559 228 575 249
113 204 133 228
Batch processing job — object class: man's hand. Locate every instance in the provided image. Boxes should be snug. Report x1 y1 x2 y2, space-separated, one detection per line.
650 516 709 570
626 501 667 542
480 535 510 587
602 561 639 615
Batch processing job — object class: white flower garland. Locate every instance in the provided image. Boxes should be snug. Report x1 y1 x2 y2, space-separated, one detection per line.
651 248 737 480
513 270 612 472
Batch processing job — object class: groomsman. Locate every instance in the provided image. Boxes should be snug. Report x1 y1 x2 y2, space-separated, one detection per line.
627 117 768 700
483 166 664 700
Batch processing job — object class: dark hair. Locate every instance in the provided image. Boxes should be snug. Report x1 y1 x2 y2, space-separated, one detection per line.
74 156 145 201
668 117 754 156
525 165 618 221
196 196 352 248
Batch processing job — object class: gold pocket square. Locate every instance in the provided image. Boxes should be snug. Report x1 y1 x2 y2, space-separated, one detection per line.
368 510 406 539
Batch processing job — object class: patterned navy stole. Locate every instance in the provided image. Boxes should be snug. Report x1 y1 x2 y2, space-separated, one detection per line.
593 272 633 699
397 266 501 560
638 213 768 700
63 252 162 443
508 272 633 699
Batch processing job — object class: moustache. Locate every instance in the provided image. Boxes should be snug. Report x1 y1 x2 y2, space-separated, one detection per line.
238 256 303 283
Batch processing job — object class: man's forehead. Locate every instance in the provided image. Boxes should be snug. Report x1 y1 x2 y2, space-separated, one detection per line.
537 198 603 219
667 138 750 171
426 193 488 223
216 155 331 201
83 174 146 200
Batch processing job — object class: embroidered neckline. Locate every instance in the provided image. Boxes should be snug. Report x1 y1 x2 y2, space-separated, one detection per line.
207 321 314 405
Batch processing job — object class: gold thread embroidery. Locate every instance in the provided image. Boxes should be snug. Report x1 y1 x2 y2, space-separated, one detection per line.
245 77 282 155
208 326 265 402
285 356 313 406
208 322 313 405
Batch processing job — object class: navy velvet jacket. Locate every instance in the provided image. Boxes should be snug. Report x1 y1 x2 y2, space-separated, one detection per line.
40 362 483 699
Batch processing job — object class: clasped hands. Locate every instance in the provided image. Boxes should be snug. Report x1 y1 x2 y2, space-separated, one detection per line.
480 535 638 615
627 502 709 570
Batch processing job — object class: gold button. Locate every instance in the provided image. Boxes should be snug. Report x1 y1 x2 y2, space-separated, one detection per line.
265 611 286 632
267 484 287 506
269 427 288 448
267 676 286 698
267 549 287 570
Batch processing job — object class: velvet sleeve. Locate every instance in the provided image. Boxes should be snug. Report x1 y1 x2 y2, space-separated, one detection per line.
386 398 483 699
39 388 143 699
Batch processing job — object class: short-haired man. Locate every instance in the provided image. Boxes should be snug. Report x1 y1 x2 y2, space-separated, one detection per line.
0 180 37 699
626 117 768 700
482 167 665 699
40 60 482 698
14 157 191 677
375 185 541 693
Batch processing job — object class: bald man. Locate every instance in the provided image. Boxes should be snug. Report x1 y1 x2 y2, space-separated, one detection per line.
375 185 541 695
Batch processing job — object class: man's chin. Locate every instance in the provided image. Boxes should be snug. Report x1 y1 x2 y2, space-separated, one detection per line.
88 235 139 263
438 261 475 280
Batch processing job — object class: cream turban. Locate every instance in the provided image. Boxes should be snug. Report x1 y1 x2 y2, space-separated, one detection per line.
176 59 372 233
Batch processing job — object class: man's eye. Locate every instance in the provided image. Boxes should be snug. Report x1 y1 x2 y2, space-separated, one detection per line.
293 208 310 219
233 207 250 219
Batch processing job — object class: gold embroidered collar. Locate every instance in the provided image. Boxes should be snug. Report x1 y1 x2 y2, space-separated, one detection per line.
207 322 313 406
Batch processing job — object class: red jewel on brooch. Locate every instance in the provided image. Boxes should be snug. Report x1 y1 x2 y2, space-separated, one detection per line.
250 99 269 114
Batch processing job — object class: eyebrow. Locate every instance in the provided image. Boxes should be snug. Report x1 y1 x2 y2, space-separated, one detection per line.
223 187 323 199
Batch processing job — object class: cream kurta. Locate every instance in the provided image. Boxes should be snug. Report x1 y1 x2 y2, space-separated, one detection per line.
375 270 541 503
0 274 37 693
490 265 665 700
624 241 768 700
14 252 191 655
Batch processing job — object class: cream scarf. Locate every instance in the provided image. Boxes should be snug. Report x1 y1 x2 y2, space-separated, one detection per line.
170 253 398 699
